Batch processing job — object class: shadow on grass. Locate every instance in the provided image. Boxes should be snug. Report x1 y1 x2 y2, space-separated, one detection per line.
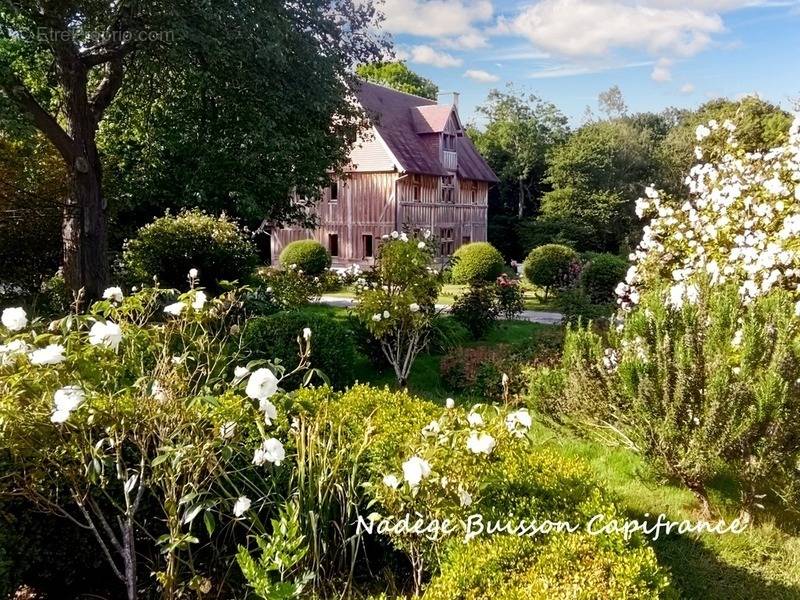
652 534 800 600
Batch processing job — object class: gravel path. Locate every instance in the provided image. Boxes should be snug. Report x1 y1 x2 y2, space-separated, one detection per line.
317 295 564 325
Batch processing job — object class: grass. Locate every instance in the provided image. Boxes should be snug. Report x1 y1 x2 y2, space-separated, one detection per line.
304 303 800 598
322 283 560 312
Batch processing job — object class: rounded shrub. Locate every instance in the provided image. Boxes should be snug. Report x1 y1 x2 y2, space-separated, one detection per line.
279 240 331 276
580 253 628 304
242 309 356 389
450 242 505 284
122 210 258 290
523 244 579 299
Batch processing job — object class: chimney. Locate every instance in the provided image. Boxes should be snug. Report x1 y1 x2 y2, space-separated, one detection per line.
438 92 460 107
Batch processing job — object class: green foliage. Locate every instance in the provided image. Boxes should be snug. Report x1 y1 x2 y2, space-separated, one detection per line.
556 288 615 325
356 62 438 100
236 501 312 599
278 240 331 276
427 317 471 355
560 282 800 515
122 210 258 291
451 283 499 339
440 346 518 402
523 244 580 299
450 242 505 284
243 309 356 389
517 215 599 255
579 253 627 304
495 274 525 320
470 86 569 217
424 533 671 600
0 135 64 296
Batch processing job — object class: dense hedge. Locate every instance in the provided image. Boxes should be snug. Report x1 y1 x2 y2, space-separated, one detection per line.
580 253 628 304
450 242 505 284
279 240 331 276
122 210 258 290
242 309 356 389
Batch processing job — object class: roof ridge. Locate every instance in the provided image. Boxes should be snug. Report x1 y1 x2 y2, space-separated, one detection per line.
355 78 437 104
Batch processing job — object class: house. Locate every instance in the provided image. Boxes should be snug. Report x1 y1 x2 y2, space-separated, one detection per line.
270 81 498 267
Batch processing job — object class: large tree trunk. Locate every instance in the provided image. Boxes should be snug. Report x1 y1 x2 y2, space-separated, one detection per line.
61 55 110 302
63 157 109 303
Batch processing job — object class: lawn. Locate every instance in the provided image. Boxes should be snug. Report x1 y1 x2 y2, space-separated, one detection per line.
323 282 560 312
305 304 800 600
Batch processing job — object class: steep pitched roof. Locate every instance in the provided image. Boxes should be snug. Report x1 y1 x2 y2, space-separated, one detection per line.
354 81 498 182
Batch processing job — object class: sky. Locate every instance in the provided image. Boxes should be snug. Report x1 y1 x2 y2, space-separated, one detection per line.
383 0 800 126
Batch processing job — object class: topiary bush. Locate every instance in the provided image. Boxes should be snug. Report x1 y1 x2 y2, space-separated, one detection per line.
242 309 356 389
450 242 505 284
279 240 331 276
580 253 628 304
523 244 580 300
121 210 258 291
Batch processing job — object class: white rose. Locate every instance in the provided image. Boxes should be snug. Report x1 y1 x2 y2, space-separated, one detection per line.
246 368 279 401
409 303 420 312
505 409 532 438
259 398 278 426
89 321 123 351
192 291 207 310
382 474 401 489
164 302 185 316
2 307 27 331
233 495 251 517
188 268 199 279
445 398 455 409
102 287 124 303
466 432 496 455
467 411 484 428
421 420 440 438
303 327 312 341
29 344 66 366
402 455 431 487
51 385 85 423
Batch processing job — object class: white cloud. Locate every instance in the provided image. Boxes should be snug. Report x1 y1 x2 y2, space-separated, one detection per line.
464 69 500 82
381 0 493 37
498 0 724 58
441 32 490 50
680 82 696 93
528 61 653 79
408 45 463 68
651 58 673 82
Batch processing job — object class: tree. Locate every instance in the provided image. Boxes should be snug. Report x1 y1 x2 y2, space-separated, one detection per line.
598 85 628 119
541 118 664 252
356 61 438 100
1 1 387 300
658 96 792 195
470 86 568 219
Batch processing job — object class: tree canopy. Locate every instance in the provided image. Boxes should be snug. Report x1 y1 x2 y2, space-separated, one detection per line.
356 61 439 100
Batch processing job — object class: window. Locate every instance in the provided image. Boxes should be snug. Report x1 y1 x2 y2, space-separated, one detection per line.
443 134 456 151
329 233 339 257
462 235 471 246
329 180 338 202
362 234 373 258
439 228 454 256
441 176 454 204
471 182 478 204
412 174 421 201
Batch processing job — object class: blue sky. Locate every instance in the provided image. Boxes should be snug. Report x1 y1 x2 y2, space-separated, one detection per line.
383 0 800 126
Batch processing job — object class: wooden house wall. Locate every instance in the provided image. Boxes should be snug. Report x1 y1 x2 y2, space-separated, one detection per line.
271 174 489 268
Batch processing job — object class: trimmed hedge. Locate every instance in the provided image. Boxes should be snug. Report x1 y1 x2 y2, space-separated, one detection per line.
451 242 505 284
122 210 258 291
523 244 579 298
279 240 331 276
242 309 356 389
580 253 628 304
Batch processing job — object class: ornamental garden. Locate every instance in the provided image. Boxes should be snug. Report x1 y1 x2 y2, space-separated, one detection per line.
1 116 800 599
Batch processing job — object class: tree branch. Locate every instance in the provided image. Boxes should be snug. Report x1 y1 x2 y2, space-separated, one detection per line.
90 58 124 121
0 74 76 163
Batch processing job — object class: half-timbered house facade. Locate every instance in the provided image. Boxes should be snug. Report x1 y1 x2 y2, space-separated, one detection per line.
270 81 498 267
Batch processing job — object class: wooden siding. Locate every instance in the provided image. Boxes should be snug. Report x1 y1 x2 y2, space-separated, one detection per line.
348 127 396 172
